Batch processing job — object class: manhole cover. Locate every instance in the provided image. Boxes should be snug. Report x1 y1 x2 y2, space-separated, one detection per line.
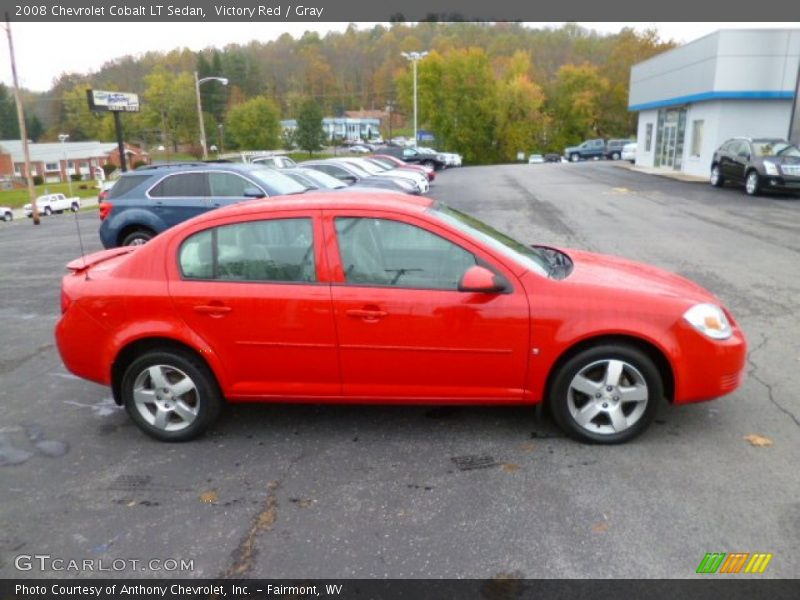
451 455 498 471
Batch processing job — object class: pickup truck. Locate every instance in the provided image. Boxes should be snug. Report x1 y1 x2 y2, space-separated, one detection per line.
564 139 606 162
24 193 81 217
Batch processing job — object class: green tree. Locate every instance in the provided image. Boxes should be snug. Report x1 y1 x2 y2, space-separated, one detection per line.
225 96 281 150
0 84 20 139
410 48 499 164
549 63 610 150
496 74 548 162
26 114 44 141
295 99 326 156
141 66 196 150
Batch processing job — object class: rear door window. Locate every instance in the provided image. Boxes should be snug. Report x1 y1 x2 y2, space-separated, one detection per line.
149 173 209 198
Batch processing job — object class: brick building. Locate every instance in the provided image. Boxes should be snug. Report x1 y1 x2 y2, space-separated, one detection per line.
0 140 149 183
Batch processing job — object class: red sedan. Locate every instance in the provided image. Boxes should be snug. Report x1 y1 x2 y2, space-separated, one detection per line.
55 193 746 443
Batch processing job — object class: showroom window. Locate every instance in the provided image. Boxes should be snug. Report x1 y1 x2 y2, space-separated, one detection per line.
691 120 704 157
335 217 476 290
179 218 315 283
645 124 653 152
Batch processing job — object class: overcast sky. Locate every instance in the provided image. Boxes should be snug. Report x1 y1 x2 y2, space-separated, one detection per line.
1 22 798 92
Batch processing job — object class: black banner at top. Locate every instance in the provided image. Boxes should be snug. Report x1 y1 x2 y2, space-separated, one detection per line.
0 0 774 22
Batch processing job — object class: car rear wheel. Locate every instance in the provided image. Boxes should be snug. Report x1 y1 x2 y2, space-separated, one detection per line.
3 211 11 222
70 202 79 212
122 349 222 442
549 344 662 444
121 228 155 246
611 152 621 160
710 164 724 187
745 171 761 196
570 153 580 163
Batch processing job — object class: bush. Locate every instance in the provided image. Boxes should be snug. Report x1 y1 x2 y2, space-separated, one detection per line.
32 175 44 186
132 160 148 170
78 184 88 190
102 164 117 178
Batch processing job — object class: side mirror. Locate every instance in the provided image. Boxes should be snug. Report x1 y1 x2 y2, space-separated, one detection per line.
341 175 358 185
243 186 266 198
458 265 506 293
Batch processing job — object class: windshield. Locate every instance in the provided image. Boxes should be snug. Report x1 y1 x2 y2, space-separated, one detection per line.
340 162 371 178
752 141 800 158
248 167 308 195
348 160 383 175
430 204 550 276
365 158 392 171
297 168 347 189
281 170 317 190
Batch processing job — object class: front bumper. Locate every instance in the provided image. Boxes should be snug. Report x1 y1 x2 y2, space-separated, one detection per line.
671 322 747 404
762 175 800 191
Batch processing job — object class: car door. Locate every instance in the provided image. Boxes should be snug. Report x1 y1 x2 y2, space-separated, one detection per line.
167 210 340 398
147 172 212 227
324 210 531 402
207 171 265 209
724 142 747 182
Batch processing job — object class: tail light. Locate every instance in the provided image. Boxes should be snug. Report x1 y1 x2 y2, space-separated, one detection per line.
98 201 113 220
60 289 72 314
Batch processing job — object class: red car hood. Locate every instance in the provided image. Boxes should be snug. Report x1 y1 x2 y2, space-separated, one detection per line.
562 248 717 304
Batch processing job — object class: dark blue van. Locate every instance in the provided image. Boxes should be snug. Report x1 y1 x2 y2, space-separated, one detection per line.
98 162 307 248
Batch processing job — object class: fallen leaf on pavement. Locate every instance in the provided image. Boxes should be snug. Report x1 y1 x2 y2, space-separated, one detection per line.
744 434 773 447
502 463 520 473
200 490 218 503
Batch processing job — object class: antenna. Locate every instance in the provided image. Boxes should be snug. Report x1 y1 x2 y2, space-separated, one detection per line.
73 204 90 280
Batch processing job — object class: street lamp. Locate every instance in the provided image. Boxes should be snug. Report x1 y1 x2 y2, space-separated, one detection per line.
58 133 72 197
401 51 428 147
194 72 228 160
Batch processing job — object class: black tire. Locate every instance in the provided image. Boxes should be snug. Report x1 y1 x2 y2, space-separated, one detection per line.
611 152 620 160
745 170 761 197
2 211 11 222
121 228 155 246
710 164 724 187
570 153 580 163
122 349 222 442
70 202 79 212
549 344 662 444
44 206 52 216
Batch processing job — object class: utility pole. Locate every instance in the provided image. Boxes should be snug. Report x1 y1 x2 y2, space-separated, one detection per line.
4 14 39 225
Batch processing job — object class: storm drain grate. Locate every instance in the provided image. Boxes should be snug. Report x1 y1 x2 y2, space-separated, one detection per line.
451 455 499 471
109 474 152 491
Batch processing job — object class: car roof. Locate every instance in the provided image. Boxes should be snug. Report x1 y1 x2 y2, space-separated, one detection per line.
207 191 433 220
120 162 270 176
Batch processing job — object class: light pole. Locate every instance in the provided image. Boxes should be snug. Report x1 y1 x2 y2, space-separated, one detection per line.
218 123 224 155
194 72 228 160
58 133 73 197
401 51 428 147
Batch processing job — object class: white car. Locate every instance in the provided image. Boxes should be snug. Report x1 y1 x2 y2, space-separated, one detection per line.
1 206 12 222
528 154 545 164
339 157 430 194
622 142 637 163
23 193 81 217
251 155 298 169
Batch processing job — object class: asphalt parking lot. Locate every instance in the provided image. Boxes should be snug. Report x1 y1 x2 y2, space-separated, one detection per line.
0 162 798 579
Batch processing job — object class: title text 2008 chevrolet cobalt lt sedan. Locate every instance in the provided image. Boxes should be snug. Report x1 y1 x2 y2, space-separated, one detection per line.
55 193 746 443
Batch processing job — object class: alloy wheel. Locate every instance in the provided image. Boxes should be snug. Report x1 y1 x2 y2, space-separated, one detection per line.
131 365 200 432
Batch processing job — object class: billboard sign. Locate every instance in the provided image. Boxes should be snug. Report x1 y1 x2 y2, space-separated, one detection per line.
87 89 140 113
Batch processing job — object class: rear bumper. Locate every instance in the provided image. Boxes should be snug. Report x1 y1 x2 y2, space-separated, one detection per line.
672 322 747 404
55 303 113 386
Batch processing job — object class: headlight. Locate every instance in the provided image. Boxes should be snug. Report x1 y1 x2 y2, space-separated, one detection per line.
763 161 779 176
683 303 732 340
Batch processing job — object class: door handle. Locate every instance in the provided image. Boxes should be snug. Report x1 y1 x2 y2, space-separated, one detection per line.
193 304 232 317
346 308 388 320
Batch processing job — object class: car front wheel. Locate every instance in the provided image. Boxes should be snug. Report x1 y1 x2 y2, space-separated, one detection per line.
2 211 11 222
122 349 222 442
44 206 52 216
710 164 724 187
611 152 620 160
570 153 580 162
549 344 662 444
745 171 761 196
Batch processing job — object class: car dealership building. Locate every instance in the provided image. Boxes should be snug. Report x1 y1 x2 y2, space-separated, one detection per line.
629 29 800 178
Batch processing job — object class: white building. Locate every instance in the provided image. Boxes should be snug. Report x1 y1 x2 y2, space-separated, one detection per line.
280 117 382 142
629 29 800 178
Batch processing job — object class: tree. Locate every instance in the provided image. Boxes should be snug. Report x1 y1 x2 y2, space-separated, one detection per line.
548 63 610 150
225 96 281 150
496 75 548 162
26 115 44 142
0 84 20 138
295 99 326 156
141 67 196 150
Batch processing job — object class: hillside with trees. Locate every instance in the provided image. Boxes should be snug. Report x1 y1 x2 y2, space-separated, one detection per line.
12 22 674 163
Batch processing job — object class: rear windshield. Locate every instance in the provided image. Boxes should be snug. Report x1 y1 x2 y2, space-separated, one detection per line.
108 175 151 199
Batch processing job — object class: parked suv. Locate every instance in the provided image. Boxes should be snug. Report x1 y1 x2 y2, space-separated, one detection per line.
377 146 447 170
605 139 635 160
564 139 605 162
98 163 307 248
710 138 800 196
